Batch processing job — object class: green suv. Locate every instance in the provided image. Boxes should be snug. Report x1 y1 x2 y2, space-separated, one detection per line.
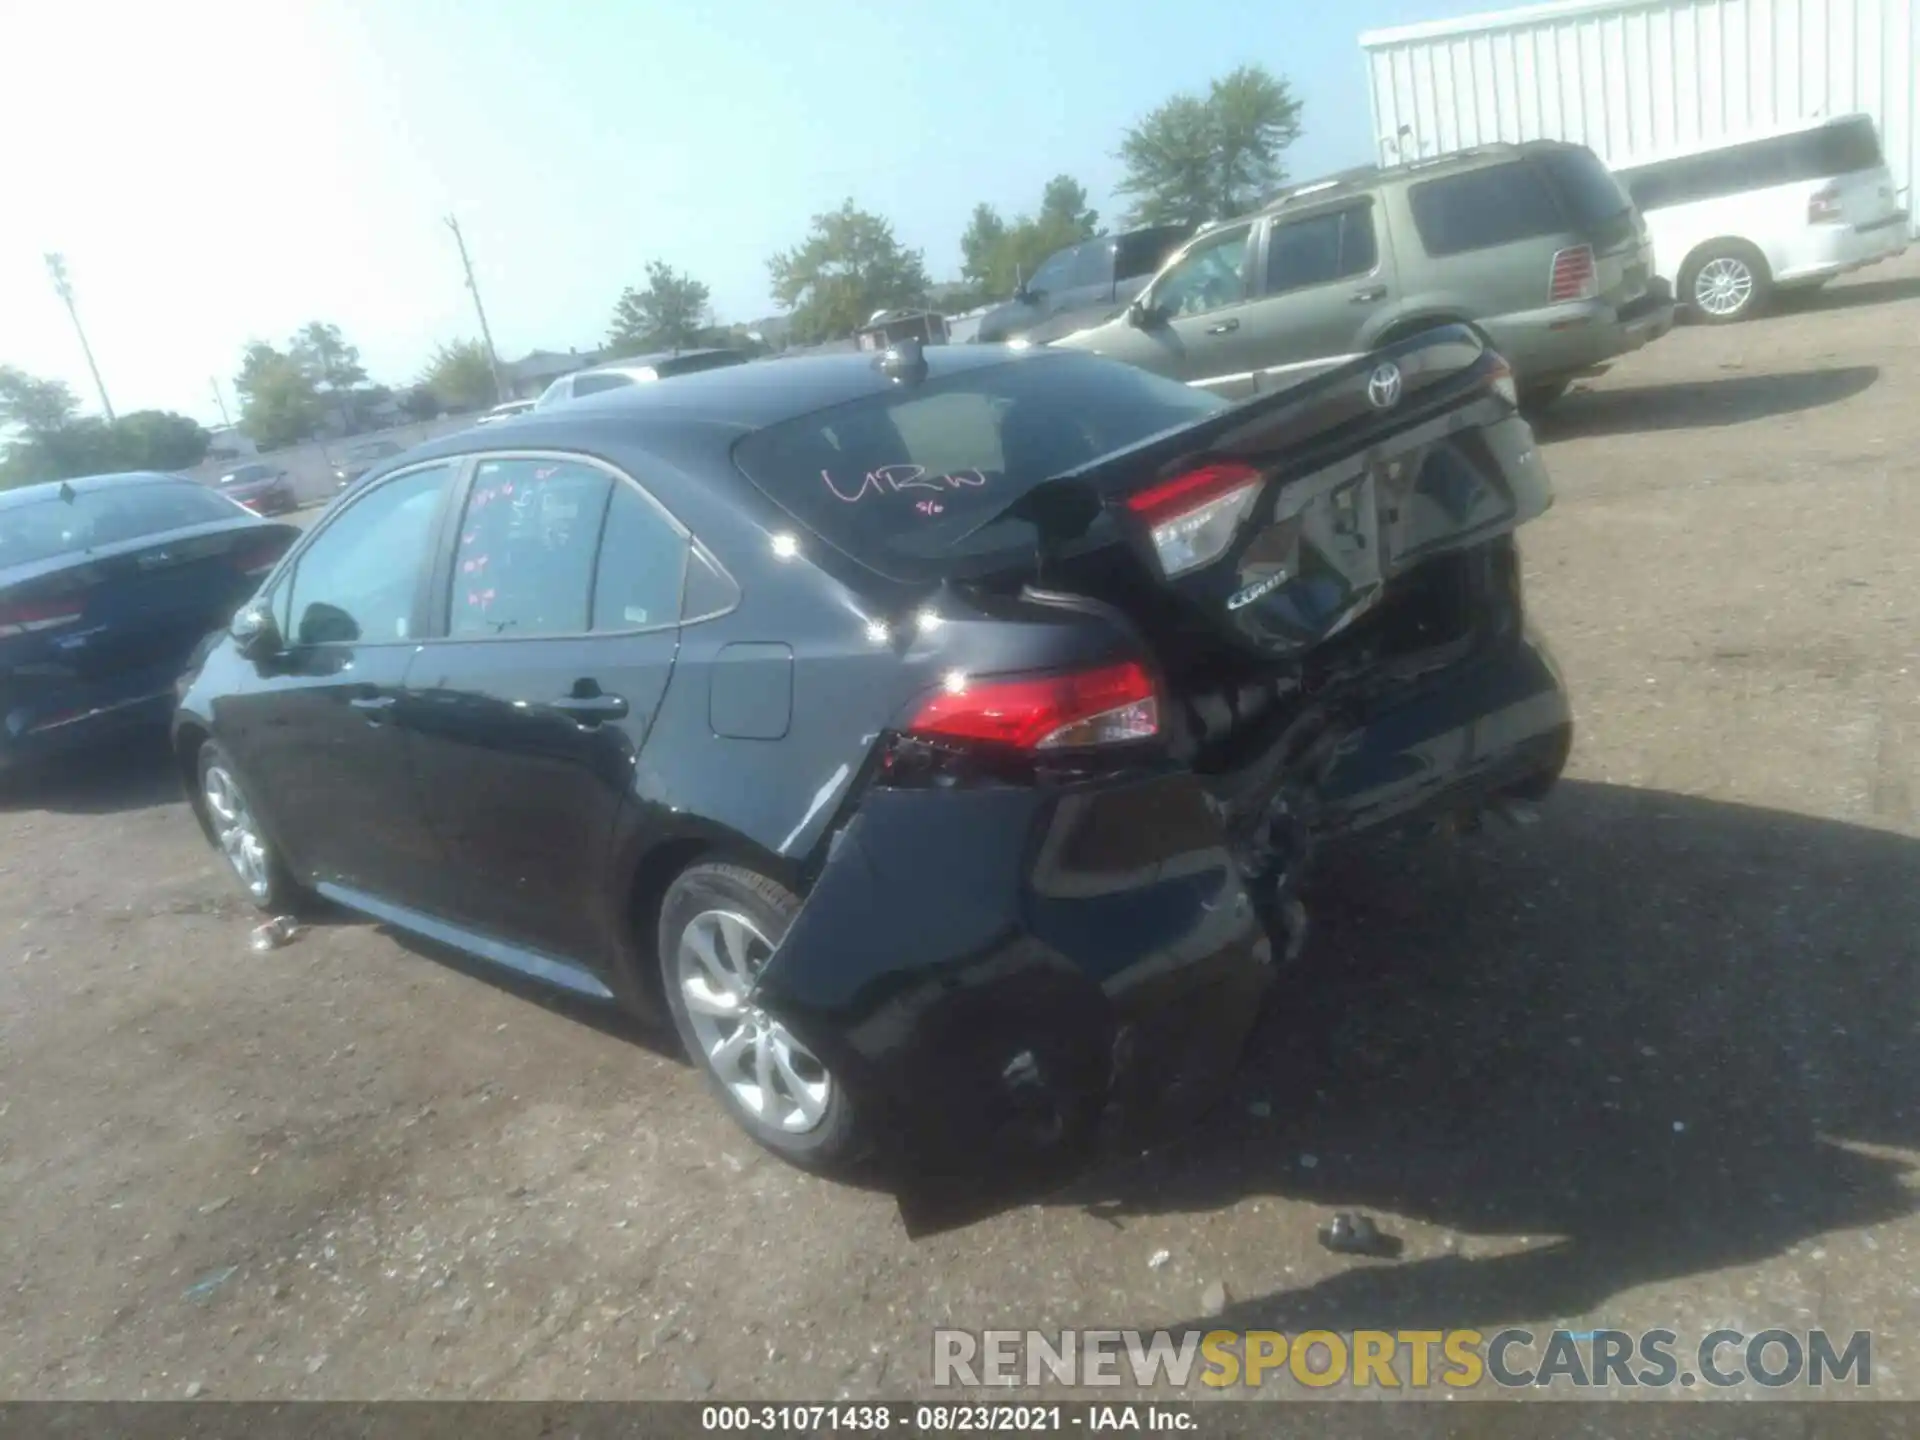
1052 142 1675 409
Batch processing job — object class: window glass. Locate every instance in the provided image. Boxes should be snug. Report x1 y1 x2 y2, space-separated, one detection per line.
591 482 688 631
1027 245 1076 293
0 481 243 568
1068 240 1113 289
732 351 1224 582
1114 225 1192 282
1152 225 1252 317
1264 207 1378 294
573 371 639 396
285 463 452 646
449 458 612 637
1620 118 1885 212
1409 161 1565 255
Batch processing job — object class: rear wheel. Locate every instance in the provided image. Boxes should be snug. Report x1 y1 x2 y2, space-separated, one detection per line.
1681 242 1771 323
197 741 306 913
659 861 865 1171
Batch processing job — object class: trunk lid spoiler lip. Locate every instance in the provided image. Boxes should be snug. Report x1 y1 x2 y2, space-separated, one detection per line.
953 323 1501 563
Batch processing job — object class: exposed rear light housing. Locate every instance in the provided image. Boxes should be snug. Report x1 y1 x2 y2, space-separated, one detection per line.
1486 353 1519 409
1123 460 1263 577
907 661 1160 751
0 595 84 637
1808 185 1845 224
1548 244 1599 303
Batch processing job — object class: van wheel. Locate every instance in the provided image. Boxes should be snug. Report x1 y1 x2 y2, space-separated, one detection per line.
659 862 866 1172
1681 243 1770 323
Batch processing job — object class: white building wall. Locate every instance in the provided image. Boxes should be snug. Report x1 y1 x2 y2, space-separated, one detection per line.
1361 0 1918 237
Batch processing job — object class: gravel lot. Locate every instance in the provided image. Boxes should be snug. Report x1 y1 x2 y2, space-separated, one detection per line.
3 256 1917 1403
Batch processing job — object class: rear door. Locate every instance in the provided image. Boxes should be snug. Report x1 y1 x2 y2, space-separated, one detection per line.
403 453 686 969
1240 199 1396 391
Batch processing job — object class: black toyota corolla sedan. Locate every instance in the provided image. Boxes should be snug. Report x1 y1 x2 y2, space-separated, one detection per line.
172 334 1572 1178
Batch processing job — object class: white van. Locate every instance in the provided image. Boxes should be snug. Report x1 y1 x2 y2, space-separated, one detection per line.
1613 113 1909 323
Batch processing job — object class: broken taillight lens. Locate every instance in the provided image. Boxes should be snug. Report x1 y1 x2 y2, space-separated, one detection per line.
1808 185 1845 224
907 661 1160 751
1486 354 1519 409
1548 244 1598 303
1123 460 1263 577
0 595 84 637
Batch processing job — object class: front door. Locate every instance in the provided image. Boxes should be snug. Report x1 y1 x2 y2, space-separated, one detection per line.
404 455 686 969
1088 223 1266 400
217 461 460 910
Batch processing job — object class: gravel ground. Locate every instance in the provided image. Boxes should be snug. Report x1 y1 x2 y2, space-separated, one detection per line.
2 256 1917 1403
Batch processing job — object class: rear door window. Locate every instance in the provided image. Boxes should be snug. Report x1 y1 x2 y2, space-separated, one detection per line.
1409 161 1566 256
1264 206 1379 295
448 458 612 637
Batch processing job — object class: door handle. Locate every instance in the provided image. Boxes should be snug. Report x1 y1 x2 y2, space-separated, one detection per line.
553 692 629 722
1350 286 1388 303
1206 317 1241 334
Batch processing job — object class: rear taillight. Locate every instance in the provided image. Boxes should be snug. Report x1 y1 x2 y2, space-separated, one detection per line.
1548 244 1598 302
907 661 1160 751
1486 354 1519 409
232 538 288 576
0 595 84 638
1123 460 1263 577
1808 185 1845 224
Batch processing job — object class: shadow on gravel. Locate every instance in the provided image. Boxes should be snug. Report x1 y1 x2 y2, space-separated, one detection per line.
1537 366 1879 439
1004 780 1920 1331
0 729 183 816
1775 273 1920 315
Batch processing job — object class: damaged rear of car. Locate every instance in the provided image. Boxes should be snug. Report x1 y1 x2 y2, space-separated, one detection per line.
727 332 1570 1194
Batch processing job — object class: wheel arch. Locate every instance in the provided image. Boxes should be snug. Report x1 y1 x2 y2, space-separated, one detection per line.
1368 310 1473 349
1679 235 1773 284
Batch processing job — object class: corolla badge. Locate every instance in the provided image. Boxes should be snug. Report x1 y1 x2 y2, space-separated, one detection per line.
1366 361 1403 410
1227 570 1289 610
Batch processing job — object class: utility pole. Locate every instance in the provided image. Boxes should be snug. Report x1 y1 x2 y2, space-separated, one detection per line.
45 253 114 421
209 375 232 428
443 215 506 402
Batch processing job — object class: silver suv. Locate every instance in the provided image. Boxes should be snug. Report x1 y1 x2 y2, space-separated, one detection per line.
1054 141 1676 409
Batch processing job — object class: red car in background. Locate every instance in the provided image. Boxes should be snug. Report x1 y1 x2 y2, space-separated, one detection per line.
215 463 298 516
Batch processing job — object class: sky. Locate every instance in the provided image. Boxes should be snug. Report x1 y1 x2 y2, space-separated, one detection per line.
0 0 1493 429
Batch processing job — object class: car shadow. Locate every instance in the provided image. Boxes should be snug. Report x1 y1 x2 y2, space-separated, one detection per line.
1537 365 1879 439
0 729 186 816
929 781 1920 1331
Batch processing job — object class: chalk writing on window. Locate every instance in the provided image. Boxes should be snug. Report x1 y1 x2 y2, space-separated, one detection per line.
821 465 989 505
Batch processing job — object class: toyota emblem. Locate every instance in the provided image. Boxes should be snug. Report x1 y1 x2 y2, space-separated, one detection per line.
1366 362 1403 410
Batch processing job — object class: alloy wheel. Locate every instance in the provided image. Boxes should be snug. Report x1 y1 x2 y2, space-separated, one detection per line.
203 763 271 902
676 908 832 1133
1694 257 1755 318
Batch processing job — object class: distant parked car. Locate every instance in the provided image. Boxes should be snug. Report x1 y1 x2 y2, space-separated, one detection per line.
0 473 298 773
534 350 751 409
332 440 406 492
215 462 298 515
1613 112 1910 323
477 399 537 425
1053 141 1676 411
973 224 1194 345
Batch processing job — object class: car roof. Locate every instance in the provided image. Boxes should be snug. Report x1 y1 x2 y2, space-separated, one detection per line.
580 347 743 374
0 471 188 507
1253 139 1592 218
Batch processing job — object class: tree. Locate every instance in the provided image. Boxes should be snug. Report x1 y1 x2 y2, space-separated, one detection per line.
767 200 931 344
607 262 712 355
109 410 210 470
1116 65 1304 227
234 342 324 449
420 339 497 411
956 175 1102 303
0 366 81 439
291 322 368 394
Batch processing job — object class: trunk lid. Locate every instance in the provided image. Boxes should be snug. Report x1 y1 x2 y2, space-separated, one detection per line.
978 326 1551 662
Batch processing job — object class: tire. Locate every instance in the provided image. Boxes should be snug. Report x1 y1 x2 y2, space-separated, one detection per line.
1518 378 1572 414
1680 242 1771 323
196 740 307 914
658 861 865 1172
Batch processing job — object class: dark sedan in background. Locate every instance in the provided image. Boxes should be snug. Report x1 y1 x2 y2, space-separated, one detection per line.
171 337 1570 1195
1 473 298 773
215 461 299 515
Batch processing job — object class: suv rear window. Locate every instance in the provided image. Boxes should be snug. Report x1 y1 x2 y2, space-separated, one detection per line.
1409 161 1566 256
732 353 1223 583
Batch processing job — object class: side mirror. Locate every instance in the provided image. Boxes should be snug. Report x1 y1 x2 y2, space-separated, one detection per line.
230 600 282 660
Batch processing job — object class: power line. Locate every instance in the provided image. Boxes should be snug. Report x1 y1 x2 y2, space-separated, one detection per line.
443 215 506 402
44 253 114 422
209 375 232 428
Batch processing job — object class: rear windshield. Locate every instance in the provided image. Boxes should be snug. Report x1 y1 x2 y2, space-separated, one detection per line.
657 351 747 378
1536 148 1634 226
0 482 240 569
732 353 1224 582
1409 160 1567 256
